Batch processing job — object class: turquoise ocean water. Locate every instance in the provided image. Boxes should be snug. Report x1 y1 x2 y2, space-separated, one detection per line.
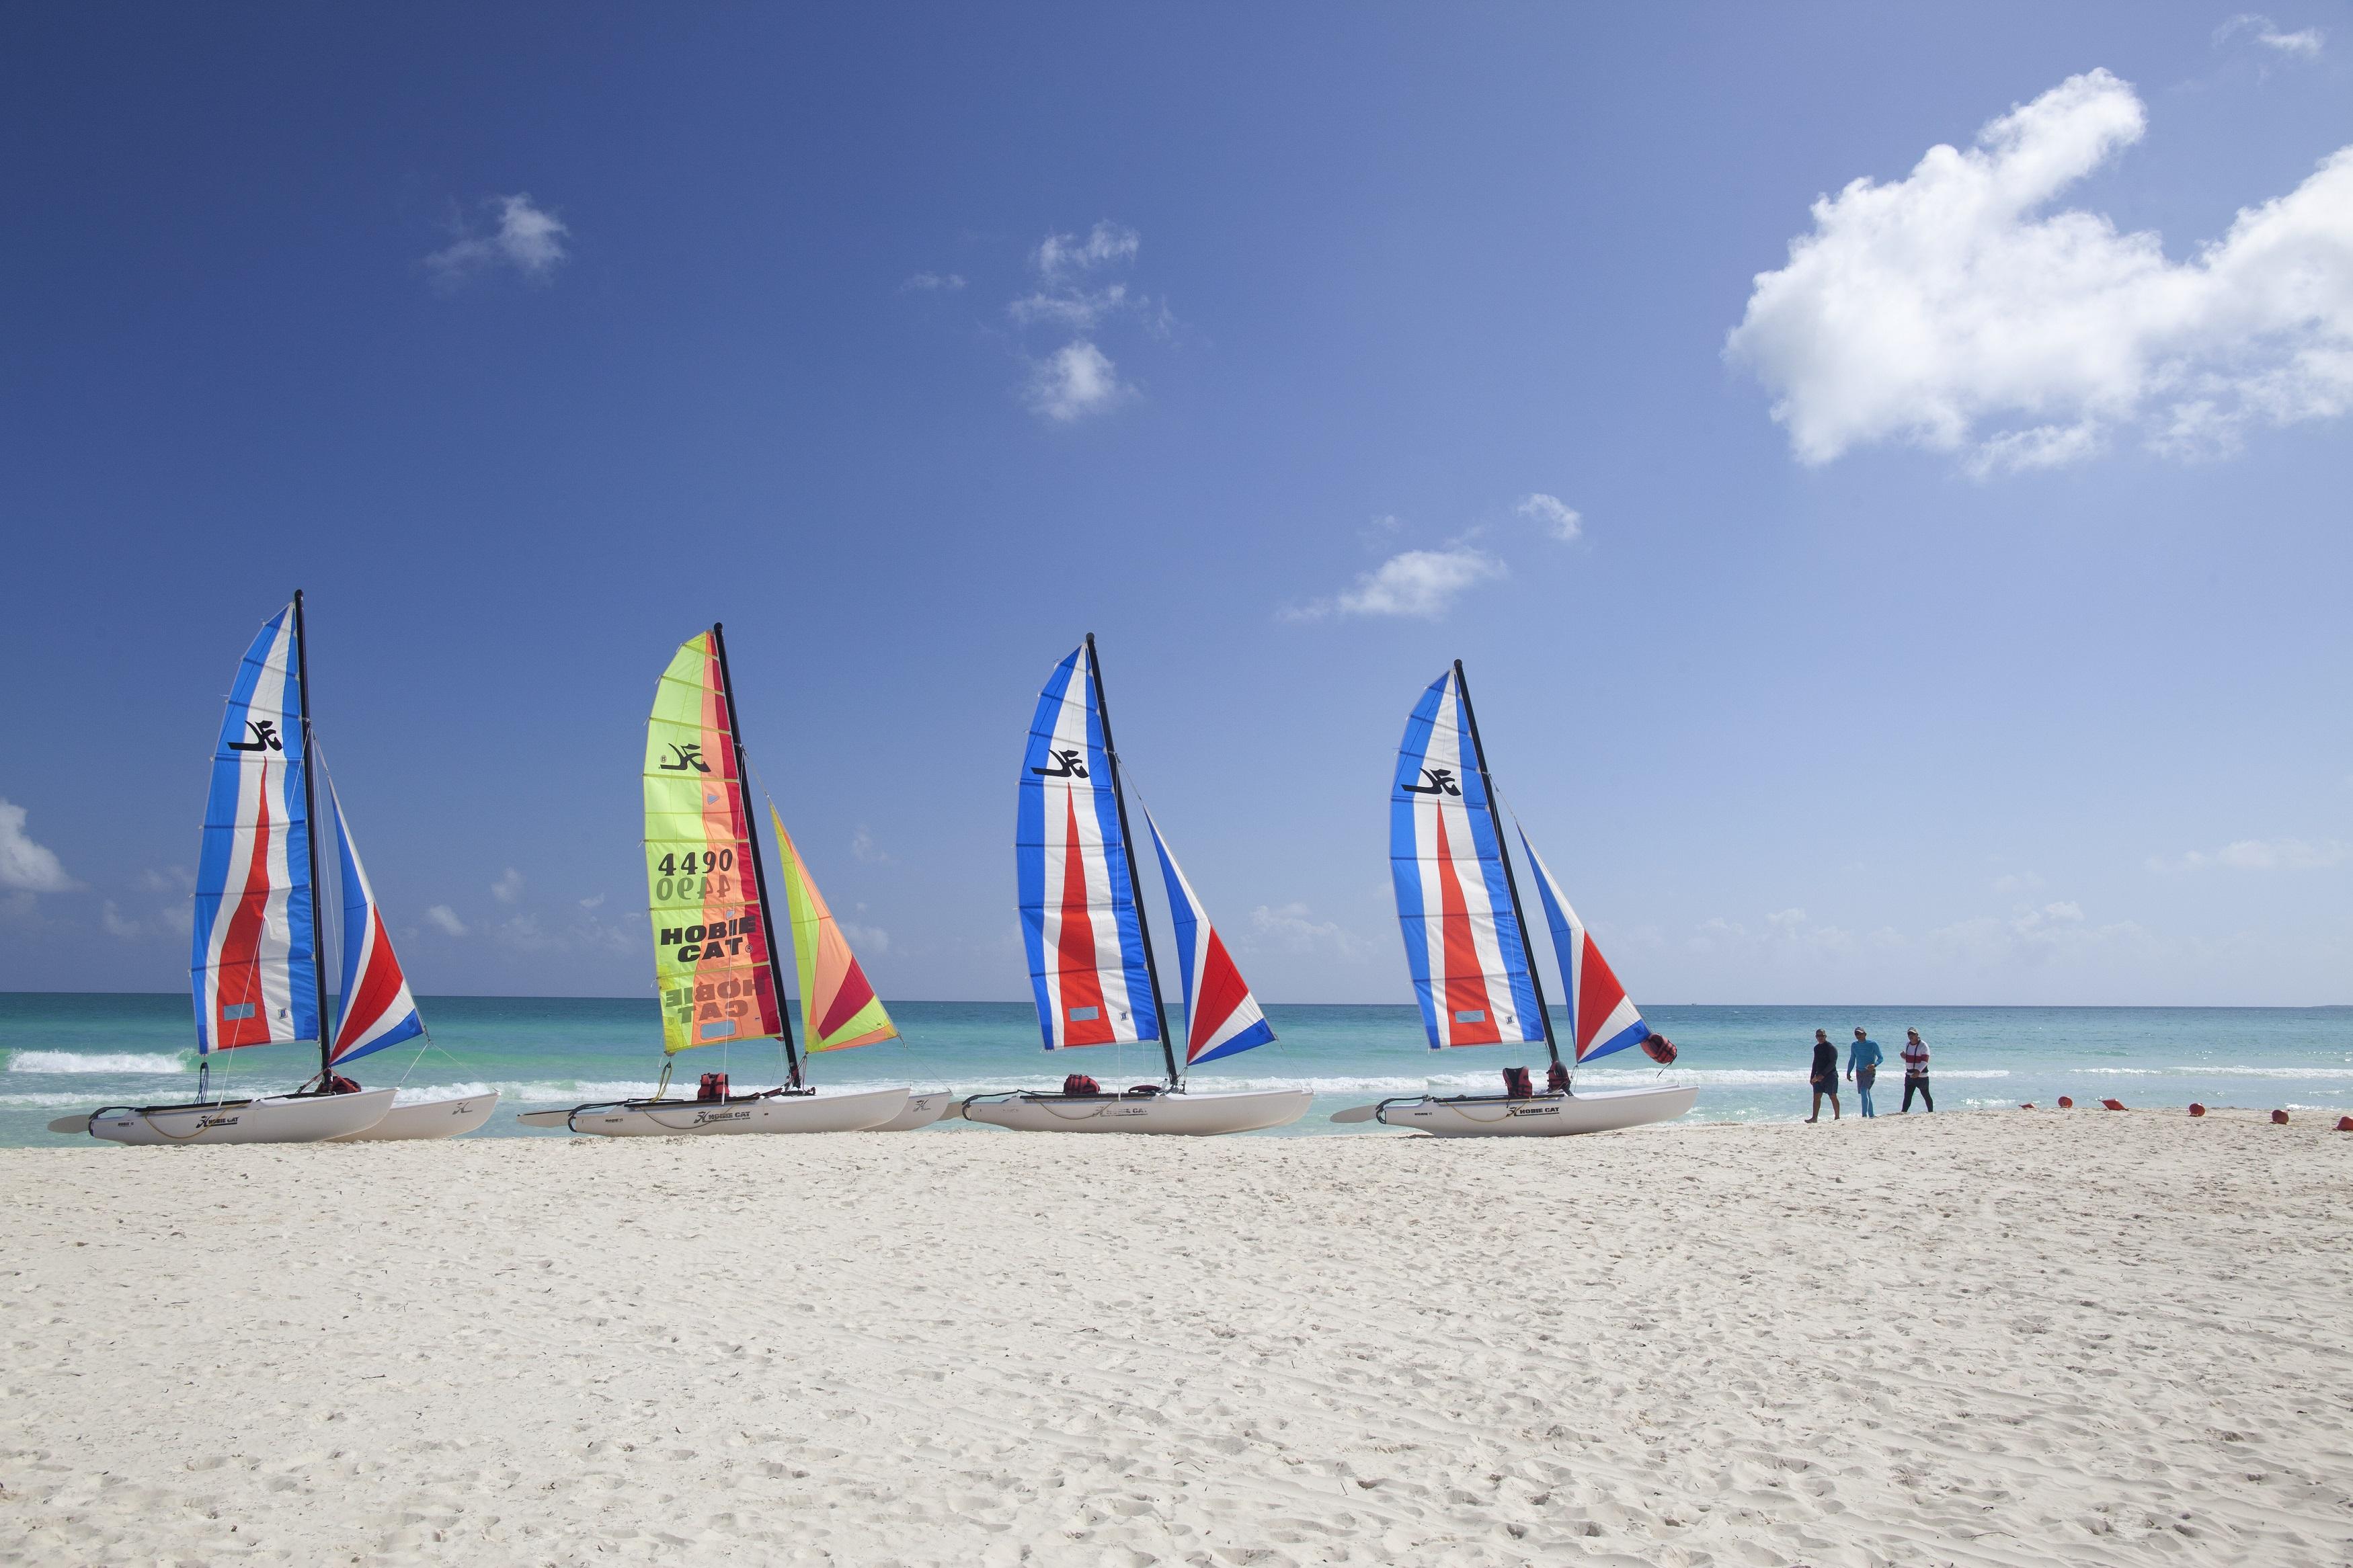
4 993 2350 1146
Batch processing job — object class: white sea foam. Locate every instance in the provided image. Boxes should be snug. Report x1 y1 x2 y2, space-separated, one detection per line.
0 1091 118 1108
2069 1065 2353 1079
6 1050 192 1075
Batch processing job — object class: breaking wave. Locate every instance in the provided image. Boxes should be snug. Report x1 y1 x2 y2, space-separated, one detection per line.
6 1050 193 1076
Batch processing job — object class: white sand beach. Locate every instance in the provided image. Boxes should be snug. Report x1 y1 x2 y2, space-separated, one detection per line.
5 1110 2349 1566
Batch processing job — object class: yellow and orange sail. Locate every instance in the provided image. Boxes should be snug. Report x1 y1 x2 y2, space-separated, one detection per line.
770 804 897 1053
644 632 786 1054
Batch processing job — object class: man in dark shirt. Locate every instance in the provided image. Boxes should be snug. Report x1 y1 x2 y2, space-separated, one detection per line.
1806 1028 1841 1122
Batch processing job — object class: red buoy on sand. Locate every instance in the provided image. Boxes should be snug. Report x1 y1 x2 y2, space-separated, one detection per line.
2058 1096 2075 1109
2272 1109 2290 1125
2188 1103 2206 1117
2020 1102 2036 1110
2336 1116 2352 1132
2101 1098 2127 1111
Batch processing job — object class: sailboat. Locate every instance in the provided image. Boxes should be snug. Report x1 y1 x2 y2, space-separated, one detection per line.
52 594 498 1146
1332 661 1696 1137
518 626 912 1136
959 636 1311 1136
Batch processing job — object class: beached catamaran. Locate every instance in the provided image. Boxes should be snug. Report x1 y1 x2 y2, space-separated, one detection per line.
1333 662 1696 1137
520 626 925 1136
52 594 497 1145
960 636 1310 1135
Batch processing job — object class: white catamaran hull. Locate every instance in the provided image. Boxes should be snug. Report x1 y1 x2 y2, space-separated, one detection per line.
549 1084 910 1137
961 1087 1313 1137
330 1091 501 1141
1377 1083 1697 1137
872 1090 955 1132
68 1087 401 1146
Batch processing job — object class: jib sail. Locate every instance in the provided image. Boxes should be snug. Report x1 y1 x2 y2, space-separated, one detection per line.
770 802 897 1053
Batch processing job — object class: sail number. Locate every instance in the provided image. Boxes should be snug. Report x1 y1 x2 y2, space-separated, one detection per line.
652 849 736 905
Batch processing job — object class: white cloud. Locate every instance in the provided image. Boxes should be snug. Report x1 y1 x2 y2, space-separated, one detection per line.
426 194 569 288
1025 339 1129 422
0 800 73 893
1726 69 2353 473
580 893 606 911
902 272 966 292
2217 13 2325 58
1685 907 1862 958
850 825 893 864
1248 903 1369 960
1035 221 1140 278
101 901 141 939
1929 899 2149 968
1991 870 2046 895
491 867 524 904
2150 836 2350 872
1516 493 1583 541
424 904 469 936
840 921 891 956
1287 547 1506 622
1008 283 1129 331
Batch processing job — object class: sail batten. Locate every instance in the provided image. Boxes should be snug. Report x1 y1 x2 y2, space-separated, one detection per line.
1015 645 1158 1050
1388 668 1544 1050
770 803 897 1053
1144 810 1274 1066
645 632 785 1054
190 604 320 1053
327 779 424 1065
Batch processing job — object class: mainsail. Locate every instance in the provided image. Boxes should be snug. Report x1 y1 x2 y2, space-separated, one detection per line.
770 802 897 1053
327 779 424 1065
191 602 320 1053
1517 827 1647 1063
1144 810 1274 1066
645 631 786 1055
1389 667 1545 1051
1015 643 1159 1051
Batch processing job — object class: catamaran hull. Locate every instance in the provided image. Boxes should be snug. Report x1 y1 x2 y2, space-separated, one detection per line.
330 1091 502 1141
961 1087 1313 1136
1378 1084 1697 1137
558 1085 910 1137
872 1090 955 1132
75 1088 400 1146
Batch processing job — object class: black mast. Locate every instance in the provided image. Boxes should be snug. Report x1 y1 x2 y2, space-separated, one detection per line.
1451 659 1562 1074
292 589 335 1086
709 622 803 1089
1086 633 1181 1088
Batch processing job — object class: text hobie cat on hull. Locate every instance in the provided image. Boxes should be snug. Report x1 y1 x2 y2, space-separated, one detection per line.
1330 660 1694 1139
56 593 491 1146
959 636 1310 1137
528 624 940 1139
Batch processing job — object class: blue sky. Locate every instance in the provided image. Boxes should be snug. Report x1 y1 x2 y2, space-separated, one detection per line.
3 3 2348 1006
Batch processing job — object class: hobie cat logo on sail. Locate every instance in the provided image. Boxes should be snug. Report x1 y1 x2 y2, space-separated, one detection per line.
659 743 711 773
227 720 283 753
1031 749 1088 778
1402 767 1461 796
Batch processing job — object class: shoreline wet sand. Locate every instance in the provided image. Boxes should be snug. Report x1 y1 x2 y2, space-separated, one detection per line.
5 1109 2348 1565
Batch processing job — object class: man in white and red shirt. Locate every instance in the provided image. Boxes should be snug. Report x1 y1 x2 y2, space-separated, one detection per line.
1900 1028 1933 1112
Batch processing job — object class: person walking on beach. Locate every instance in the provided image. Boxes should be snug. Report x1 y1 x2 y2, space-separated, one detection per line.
1806 1029 1840 1122
1901 1028 1933 1112
1848 1027 1883 1118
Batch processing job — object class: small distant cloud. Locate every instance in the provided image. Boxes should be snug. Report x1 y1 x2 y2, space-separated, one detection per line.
1025 339 1129 423
101 901 141 940
850 826 894 865
902 272 967 292
1034 221 1140 278
1516 493 1583 542
1248 902 1368 960
491 868 524 905
2216 13 2325 57
840 920 891 955
1286 547 1505 622
1990 870 2044 895
580 893 606 911
1009 283 1129 331
2149 837 2349 872
425 194 569 289
0 800 74 893
424 905 469 936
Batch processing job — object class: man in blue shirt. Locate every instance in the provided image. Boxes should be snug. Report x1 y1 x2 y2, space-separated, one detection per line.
1847 1027 1884 1118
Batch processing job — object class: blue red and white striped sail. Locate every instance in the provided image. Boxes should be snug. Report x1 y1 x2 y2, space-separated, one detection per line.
1143 809 1275 1066
1016 644 1160 1050
1517 827 1648 1063
1390 667 1545 1051
190 604 321 1053
327 780 424 1065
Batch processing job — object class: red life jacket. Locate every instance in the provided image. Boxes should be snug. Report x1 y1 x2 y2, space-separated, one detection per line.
697 1072 729 1102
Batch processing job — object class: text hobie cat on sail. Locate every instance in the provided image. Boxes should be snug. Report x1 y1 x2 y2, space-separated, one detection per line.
958 635 1311 1137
